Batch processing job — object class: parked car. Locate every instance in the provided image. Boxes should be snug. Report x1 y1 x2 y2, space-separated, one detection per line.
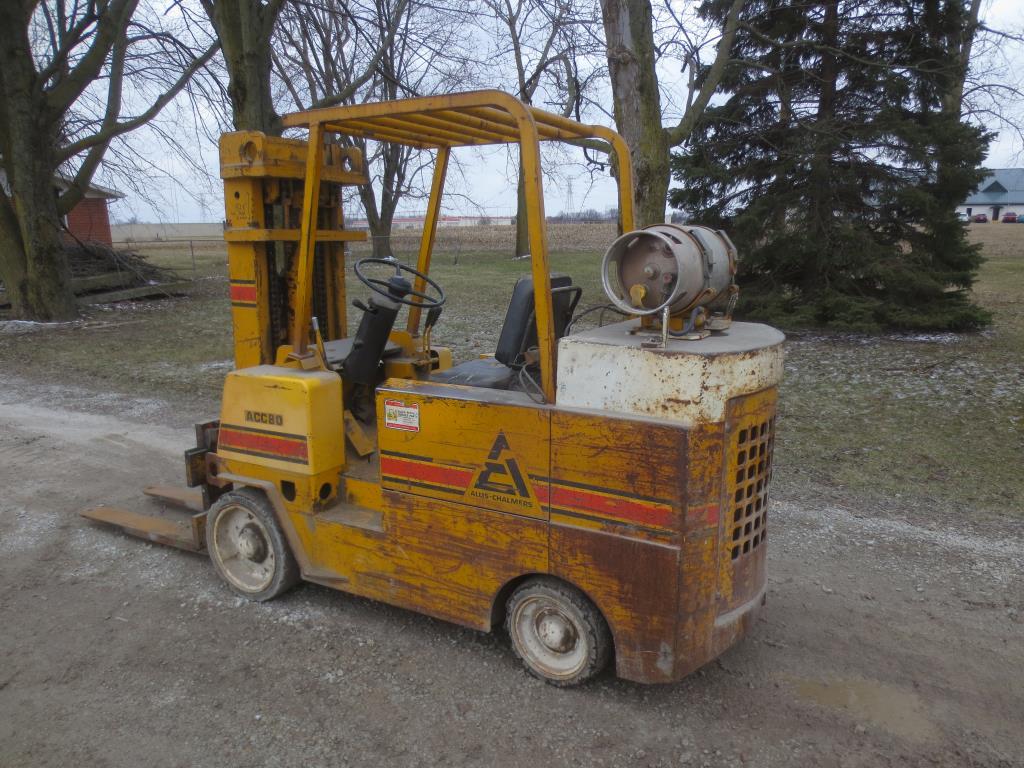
972 213 989 223
955 212 969 223
1001 211 1018 223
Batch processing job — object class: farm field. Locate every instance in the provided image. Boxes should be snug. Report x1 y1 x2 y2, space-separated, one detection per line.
0 221 1021 767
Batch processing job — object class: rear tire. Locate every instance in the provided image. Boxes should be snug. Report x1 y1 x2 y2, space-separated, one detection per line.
206 488 300 602
506 577 612 686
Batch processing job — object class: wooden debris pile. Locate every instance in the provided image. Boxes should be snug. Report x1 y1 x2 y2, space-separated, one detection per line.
1 242 190 308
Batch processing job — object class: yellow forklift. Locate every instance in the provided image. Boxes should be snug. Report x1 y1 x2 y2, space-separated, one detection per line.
83 90 784 686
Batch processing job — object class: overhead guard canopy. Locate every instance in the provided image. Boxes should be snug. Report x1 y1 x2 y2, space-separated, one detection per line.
281 89 637 403
282 89 628 153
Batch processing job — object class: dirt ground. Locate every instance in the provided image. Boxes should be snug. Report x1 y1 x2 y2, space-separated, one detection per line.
2 375 1020 768
2 224 1023 767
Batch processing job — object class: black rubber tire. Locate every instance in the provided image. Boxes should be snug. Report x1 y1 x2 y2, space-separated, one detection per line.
506 576 612 687
206 488 300 602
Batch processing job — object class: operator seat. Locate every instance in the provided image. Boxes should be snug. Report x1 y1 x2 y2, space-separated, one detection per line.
431 274 581 390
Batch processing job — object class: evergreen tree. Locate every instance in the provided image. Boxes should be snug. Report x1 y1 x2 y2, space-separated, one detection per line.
670 0 992 332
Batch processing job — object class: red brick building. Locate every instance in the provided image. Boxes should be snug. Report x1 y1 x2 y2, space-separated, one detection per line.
57 177 124 247
0 170 123 248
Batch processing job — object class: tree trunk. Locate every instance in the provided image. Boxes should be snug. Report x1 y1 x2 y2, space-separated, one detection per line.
514 165 530 257
599 0 669 227
941 0 982 119
0 8 78 321
371 209 396 259
0 197 30 315
7 192 76 321
205 0 280 134
356 179 392 258
0 177 77 322
807 0 839 289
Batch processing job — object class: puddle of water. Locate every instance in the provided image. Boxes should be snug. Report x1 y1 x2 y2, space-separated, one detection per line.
792 677 939 742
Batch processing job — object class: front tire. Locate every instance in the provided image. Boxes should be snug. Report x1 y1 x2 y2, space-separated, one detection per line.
506 577 612 686
206 488 300 602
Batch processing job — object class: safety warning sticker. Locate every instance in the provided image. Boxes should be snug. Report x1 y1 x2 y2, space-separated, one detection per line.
383 399 420 432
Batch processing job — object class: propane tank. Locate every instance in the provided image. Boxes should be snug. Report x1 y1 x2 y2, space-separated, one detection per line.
602 224 737 320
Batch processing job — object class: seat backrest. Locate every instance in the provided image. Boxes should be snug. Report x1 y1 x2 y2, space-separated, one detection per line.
494 274 579 367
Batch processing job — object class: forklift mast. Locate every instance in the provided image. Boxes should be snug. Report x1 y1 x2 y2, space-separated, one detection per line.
220 132 368 368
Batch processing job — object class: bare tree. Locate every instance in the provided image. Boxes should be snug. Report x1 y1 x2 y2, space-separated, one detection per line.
274 0 469 257
599 0 743 227
956 7 1024 157
480 0 602 255
199 0 284 133
0 0 217 321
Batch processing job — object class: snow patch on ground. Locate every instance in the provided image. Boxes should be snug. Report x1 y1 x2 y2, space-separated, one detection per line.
0 400 188 456
0 320 81 335
774 499 1024 585
198 359 233 371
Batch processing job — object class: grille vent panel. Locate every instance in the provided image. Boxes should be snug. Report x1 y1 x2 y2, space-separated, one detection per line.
729 417 775 561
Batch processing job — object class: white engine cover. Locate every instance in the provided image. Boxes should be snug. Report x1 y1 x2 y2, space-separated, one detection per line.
556 320 785 426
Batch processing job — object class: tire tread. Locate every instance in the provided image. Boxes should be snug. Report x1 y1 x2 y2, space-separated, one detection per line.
506 576 612 687
207 487 300 602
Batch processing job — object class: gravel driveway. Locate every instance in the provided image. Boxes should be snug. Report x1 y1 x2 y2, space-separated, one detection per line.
1 382 1021 768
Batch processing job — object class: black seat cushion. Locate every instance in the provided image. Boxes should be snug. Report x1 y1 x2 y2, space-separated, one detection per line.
432 274 579 390
494 274 574 366
430 358 516 389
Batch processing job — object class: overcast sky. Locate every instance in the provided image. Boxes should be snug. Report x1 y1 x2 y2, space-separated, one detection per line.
107 0 1024 225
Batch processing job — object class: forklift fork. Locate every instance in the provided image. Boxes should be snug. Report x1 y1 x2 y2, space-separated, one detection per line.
80 421 220 553
81 491 208 553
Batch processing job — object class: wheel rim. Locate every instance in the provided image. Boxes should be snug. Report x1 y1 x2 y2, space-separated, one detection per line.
210 504 276 594
511 595 588 680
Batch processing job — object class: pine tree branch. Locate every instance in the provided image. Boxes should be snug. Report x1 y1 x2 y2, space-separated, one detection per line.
738 21 950 75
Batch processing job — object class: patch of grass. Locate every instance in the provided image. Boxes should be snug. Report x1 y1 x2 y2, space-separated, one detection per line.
0 241 234 407
0 223 1020 519
776 222 1024 517
403 248 607 361
0 243 606 405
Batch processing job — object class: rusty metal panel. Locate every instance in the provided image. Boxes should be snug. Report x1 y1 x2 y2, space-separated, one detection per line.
556 320 785 425
673 421 728 676
548 410 685 682
718 389 777 612
309 489 548 631
375 384 551 521
549 409 685 543
549 523 680 683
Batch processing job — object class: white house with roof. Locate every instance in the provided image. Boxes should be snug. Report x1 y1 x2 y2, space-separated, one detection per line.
957 169 1024 221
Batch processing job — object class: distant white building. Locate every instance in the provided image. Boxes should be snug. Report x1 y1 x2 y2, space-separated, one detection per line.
957 169 1024 221
346 214 513 230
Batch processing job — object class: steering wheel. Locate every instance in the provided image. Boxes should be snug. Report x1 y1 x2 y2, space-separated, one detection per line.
353 257 446 309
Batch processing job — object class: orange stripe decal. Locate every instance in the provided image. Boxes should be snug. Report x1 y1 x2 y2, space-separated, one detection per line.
380 456 473 490
686 503 719 527
381 453 675 530
219 427 308 461
537 484 674 529
230 284 258 303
